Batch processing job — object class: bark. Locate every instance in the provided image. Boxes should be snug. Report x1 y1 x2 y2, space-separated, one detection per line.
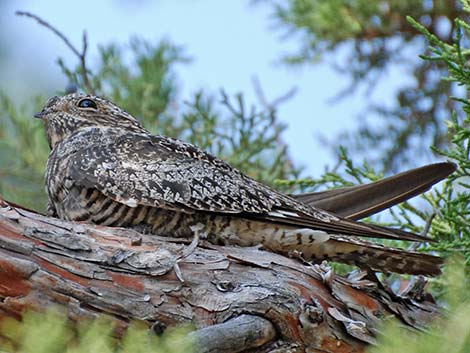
0 196 439 353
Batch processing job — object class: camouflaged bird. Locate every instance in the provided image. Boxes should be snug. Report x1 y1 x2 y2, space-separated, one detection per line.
36 94 454 275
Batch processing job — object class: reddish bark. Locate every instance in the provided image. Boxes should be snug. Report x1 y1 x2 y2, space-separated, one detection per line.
0 197 439 352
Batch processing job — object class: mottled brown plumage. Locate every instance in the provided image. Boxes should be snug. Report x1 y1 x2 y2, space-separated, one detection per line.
36 93 454 275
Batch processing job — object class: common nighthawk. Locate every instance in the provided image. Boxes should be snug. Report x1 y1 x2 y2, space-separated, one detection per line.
35 94 455 275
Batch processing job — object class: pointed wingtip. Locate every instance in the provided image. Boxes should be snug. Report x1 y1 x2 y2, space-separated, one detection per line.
446 161 458 174
292 161 458 221
432 161 457 174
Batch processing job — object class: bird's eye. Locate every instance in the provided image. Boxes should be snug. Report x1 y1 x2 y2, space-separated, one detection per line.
77 99 97 109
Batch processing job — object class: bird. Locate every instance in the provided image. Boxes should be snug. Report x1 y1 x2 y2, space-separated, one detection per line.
35 93 456 276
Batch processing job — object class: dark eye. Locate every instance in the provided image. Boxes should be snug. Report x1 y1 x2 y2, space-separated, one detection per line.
77 98 97 109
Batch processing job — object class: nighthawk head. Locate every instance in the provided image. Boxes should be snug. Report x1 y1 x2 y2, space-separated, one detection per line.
35 93 147 149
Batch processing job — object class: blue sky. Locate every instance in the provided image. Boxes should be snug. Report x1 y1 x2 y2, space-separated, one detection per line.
2 0 410 176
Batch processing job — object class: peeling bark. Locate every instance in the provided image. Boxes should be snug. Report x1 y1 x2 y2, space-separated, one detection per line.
0 197 439 352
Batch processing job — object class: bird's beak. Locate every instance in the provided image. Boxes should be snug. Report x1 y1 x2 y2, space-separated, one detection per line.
34 111 45 119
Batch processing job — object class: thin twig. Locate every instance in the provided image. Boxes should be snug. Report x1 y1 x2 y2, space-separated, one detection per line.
251 75 298 111
80 30 93 92
16 11 81 57
421 212 436 238
173 224 203 282
271 86 298 107
251 75 269 108
410 212 436 251
16 10 95 94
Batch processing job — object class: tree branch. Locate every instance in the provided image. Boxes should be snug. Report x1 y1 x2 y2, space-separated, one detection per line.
0 196 440 352
189 315 276 353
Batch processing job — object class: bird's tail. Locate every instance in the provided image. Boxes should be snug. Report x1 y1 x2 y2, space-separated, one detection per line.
264 228 443 276
318 237 443 276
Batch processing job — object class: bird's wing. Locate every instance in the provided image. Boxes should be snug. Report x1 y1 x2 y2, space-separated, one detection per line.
67 131 430 242
291 162 456 220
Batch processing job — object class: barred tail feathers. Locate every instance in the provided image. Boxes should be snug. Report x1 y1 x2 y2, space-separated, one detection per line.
211 218 442 276
261 228 442 276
